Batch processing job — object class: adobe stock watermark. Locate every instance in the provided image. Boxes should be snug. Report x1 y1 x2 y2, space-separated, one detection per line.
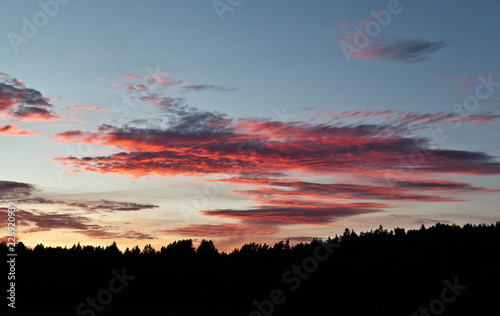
339 0 403 63
411 277 467 316
76 267 135 316
213 0 244 21
8 0 71 54
249 241 340 316
50 64 163 182
6 202 17 309
178 106 296 224
178 177 228 224
272 106 296 123
385 74 500 187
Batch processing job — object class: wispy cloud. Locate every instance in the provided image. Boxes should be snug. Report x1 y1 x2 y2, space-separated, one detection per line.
0 125 44 136
0 208 156 240
182 84 236 93
71 105 111 112
353 38 452 63
203 204 384 226
163 223 279 237
1 179 159 212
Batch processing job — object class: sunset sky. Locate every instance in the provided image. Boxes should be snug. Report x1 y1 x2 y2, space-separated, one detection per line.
1 0 499 252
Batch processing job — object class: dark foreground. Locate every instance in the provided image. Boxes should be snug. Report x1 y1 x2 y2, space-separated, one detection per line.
2 222 500 315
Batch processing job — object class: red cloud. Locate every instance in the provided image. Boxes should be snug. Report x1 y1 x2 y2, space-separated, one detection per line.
52 114 500 178
0 125 44 136
49 91 500 230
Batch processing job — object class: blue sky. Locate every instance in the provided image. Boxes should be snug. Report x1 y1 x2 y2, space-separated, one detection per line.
0 0 499 251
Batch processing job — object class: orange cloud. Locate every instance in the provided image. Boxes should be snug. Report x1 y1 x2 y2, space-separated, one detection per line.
0 125 44 136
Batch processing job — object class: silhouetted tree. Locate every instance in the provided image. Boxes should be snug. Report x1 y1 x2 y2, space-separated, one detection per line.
196 239 219 257
142 243 156 255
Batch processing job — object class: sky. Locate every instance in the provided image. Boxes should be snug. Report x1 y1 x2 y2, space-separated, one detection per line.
0 0 499 252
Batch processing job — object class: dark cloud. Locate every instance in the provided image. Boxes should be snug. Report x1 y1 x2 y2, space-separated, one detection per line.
395 180 472 190
0 180 35 200
358 38 452 63
0 74 58 121
19 196 159 212
137 94 231 134
332 109 500 128
16 209 101 233
203 204 383 226
0 82 50 109
66 199 159 212
140 95 186 111
19 197 58 204
182 84 236 93
1 180 159 214
0 207 155 240
10 105 59 121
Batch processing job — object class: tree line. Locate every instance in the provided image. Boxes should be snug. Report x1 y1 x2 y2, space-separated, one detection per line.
2 222 500 315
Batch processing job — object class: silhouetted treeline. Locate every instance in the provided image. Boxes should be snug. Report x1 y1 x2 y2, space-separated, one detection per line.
2 222 500 315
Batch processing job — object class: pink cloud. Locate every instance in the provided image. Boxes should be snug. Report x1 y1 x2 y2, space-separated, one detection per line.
81 105 111 112
0 125 44 136
125 74 141 79
62 115 86 124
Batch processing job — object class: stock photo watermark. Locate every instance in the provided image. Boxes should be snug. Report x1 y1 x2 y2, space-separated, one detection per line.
249 241 340 316
411 277 467 316
6 202 17 309
76 267 135 316
213 0 244 21
178 106 296 224
385 74 500 187
50 64 164 182
7 0 71 53
339 0 403 63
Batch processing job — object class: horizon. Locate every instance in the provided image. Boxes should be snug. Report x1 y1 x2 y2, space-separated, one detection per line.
7 221 499 254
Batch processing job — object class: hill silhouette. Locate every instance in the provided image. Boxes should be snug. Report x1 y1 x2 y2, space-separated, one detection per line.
2 222 500 315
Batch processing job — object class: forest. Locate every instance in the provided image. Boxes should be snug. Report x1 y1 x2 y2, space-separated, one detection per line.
2 222 500 315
